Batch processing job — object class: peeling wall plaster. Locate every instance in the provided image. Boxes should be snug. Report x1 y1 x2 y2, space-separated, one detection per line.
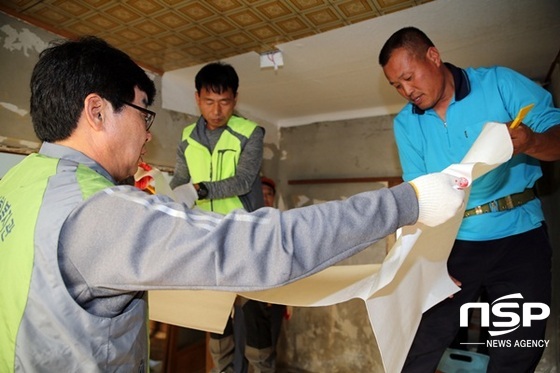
0 102 27 117
0 24 48 56
0 135 39 149
0 12 54 146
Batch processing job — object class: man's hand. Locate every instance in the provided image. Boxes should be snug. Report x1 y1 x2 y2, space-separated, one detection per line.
507 123 560 161
409 173 466 227
507 122 534 156
174 183 198 208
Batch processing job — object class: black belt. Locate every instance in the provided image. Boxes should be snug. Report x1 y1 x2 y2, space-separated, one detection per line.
463 188 536 218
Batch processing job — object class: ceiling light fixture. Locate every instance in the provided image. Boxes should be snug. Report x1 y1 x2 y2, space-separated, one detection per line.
259 50 283 70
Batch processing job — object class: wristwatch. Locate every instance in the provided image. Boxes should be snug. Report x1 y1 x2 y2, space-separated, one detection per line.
197 182 208 199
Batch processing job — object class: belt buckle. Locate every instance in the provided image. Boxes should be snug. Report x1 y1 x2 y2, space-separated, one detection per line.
489 200 499 213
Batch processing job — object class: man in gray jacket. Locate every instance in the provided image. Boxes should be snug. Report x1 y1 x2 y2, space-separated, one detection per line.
0 36 464 372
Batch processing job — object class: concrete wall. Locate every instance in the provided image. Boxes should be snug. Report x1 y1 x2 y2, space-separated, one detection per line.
274 115 401 372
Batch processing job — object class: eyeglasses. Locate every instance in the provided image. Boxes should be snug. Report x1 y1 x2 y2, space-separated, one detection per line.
121 101 156 131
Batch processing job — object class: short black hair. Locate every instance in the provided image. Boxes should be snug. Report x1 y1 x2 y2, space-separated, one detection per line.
378 27 435 67
195 62 239 96
30 36 156 142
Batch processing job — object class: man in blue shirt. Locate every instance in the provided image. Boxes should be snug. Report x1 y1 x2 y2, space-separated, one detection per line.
379 27 560 372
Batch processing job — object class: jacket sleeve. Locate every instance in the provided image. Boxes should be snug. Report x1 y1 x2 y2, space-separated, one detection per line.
169 139 191 190
59 182 418 297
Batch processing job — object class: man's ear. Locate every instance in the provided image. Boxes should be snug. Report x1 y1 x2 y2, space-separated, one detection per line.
83 93 105 131
426 46 442 67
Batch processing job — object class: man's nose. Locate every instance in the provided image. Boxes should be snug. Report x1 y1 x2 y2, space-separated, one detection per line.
402 82 414 97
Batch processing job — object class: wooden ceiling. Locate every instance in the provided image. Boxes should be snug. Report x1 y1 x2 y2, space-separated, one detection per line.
0 0 432 74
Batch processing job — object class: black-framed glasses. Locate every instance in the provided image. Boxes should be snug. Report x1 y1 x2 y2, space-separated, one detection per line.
121 101 156 131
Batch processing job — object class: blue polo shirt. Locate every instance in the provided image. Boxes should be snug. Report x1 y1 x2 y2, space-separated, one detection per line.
394 63 560 240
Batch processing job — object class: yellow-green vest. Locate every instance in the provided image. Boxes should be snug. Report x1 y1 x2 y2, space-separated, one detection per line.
183 116 258 214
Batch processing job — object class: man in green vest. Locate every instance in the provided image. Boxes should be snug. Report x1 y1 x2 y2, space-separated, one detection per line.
0 36 465 372
170 62 265 373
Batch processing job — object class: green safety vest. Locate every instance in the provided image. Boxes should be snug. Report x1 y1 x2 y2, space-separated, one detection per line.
183 116 258 214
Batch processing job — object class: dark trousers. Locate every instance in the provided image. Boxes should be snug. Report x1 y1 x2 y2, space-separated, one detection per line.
243 300 284 349
402 225 552 373
243 300 285 372
209 304 247 373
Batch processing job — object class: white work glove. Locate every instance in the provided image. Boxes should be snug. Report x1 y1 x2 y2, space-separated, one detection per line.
409 173 466 227
173 182 198 208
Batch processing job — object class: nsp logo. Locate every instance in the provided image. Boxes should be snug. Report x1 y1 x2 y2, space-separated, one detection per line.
460 293 550 337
